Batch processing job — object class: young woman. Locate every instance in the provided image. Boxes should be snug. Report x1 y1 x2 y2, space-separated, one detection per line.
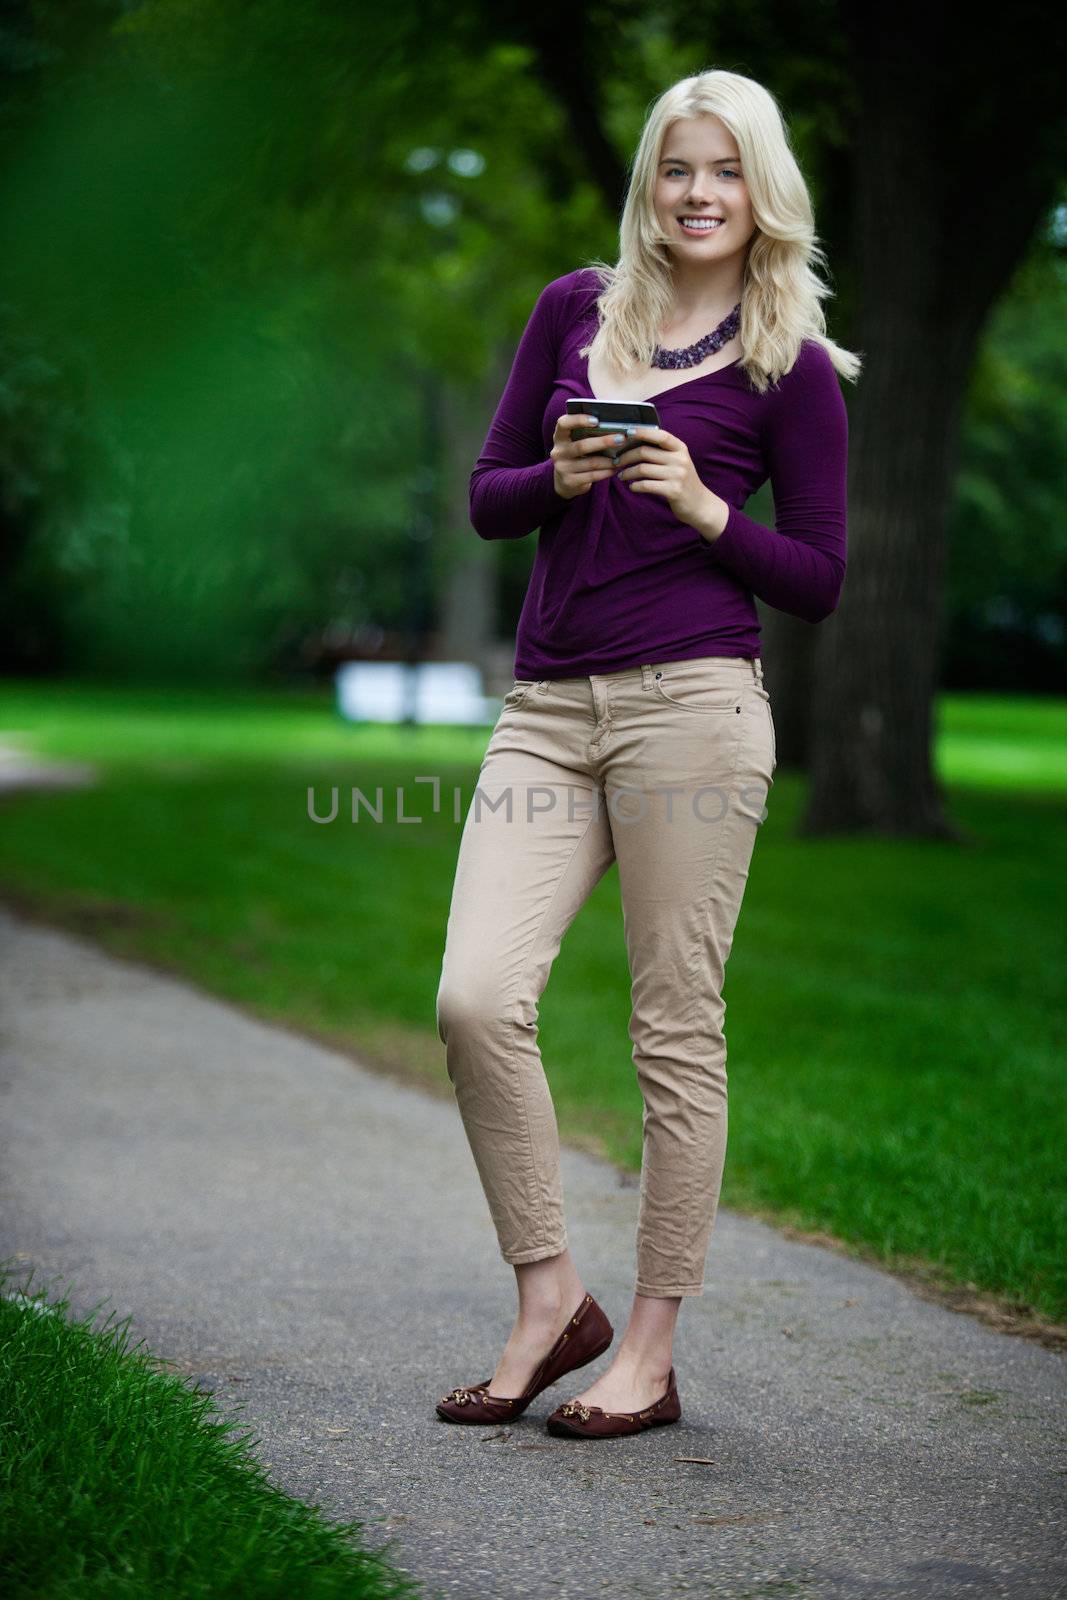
435 68 860 1440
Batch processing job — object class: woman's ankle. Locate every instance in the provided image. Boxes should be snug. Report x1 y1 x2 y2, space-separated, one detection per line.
610 1341 673 1383
513 1254 585 1324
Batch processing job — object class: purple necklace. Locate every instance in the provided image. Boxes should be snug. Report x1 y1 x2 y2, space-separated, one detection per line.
651 300 742 369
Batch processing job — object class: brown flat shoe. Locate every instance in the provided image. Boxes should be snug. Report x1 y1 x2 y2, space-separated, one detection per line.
436 1292 614 1425
544 1364 681 1438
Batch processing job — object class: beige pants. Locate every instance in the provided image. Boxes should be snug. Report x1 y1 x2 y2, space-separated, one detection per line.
435 654 776 1298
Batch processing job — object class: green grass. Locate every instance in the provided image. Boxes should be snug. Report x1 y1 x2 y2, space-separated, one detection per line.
935 693 1067 789
0 1262 426 1600
0 677 1064 1327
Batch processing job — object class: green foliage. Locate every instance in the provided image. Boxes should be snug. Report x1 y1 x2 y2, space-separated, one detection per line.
0 3 438 680
0 1 1064 686
0 304 123 671
946 219 1067 688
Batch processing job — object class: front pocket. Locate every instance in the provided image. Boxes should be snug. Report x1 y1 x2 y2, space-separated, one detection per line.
653 673 743 715
502 680 537 708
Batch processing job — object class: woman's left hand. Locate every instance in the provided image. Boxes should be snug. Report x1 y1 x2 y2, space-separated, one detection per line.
614 426 723 536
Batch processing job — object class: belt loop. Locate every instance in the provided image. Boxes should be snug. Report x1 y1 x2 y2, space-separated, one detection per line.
752 657 763 684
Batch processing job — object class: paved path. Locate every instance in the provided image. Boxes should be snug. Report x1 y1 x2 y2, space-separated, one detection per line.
1 904 1064 1600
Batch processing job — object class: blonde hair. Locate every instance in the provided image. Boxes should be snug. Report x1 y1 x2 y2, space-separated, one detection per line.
579 69 863 394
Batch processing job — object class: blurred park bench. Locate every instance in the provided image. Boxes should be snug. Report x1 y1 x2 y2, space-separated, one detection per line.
336 660 501 725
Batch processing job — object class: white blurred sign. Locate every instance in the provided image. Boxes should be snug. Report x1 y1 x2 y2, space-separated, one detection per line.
336 661 498 725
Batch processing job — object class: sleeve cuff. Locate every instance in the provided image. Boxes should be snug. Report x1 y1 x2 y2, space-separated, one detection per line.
472 456 568 539
519 456 569 533
536 455 568 516
699 501 759 564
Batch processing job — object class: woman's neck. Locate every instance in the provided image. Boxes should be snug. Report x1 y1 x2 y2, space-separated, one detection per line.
665 263 744 328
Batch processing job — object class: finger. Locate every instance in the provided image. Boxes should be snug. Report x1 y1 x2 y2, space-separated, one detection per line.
565 467 618 493
614 441 664 466
629 425 675 449
570 456 620 479
579 432 626 456
615 441 672 465
557 413 601 432
553 443 617 473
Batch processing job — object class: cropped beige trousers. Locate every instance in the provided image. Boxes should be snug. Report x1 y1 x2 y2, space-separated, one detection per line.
435 654 776 1297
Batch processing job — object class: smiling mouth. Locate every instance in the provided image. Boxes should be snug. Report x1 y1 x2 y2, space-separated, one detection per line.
678 217 725 233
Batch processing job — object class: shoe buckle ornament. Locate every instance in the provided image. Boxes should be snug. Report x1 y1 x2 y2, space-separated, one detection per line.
443 1386 473 1405
559 1399 592 1422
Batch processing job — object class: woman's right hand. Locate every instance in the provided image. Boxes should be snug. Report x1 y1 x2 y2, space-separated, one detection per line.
551 414 623 500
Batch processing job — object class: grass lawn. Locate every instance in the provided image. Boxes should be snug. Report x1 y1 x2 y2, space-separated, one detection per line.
0 1265 425 1599
0 678 1064 1330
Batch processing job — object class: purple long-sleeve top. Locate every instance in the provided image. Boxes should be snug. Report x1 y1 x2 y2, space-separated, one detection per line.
469 267 849 678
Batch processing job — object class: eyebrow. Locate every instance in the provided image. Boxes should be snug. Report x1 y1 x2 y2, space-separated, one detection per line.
659 156 741 166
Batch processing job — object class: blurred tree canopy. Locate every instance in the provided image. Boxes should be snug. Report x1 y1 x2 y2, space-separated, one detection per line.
947 236 1067 690
0 0 1064 697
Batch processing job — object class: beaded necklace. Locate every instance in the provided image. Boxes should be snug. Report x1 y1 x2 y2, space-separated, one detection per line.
650 300 742 369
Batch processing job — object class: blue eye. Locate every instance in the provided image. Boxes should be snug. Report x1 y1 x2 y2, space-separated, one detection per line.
666 165 741 179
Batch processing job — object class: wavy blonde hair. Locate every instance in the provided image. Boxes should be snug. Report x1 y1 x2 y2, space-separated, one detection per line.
579 69 863 394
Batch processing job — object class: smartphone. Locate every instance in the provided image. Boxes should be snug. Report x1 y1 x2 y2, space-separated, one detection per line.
565 397 660 446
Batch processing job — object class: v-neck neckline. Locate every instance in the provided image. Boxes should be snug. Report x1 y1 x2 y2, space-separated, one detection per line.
581 350 742 405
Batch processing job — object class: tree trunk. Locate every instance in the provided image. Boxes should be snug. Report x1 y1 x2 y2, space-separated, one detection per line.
803 0 1061 837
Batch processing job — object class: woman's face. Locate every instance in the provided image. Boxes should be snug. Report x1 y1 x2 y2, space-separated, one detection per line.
653 114 756 265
